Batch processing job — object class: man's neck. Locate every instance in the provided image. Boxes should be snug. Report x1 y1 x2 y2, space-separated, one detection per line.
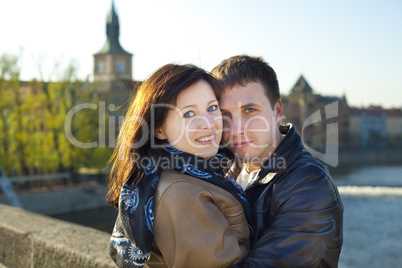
243 163 261 173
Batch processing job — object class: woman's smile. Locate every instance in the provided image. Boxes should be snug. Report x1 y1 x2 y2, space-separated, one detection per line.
195 132 216 144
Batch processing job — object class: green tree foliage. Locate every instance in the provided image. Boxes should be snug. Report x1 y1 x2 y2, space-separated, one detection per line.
0 54 21 175
0 53 113 176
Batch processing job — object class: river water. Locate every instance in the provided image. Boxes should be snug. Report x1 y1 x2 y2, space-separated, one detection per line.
335 165 402 187
53 165 402 267
334 165 402 267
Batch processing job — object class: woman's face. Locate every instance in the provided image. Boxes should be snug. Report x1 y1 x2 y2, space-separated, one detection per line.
155 80 223 158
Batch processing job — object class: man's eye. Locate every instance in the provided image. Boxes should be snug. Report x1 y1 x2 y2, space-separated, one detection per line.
208 105 218 112
183 111 195 118
222 113 230 118
245 108 255 113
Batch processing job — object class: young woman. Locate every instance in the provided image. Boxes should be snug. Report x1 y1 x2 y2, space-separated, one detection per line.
107 64 251 268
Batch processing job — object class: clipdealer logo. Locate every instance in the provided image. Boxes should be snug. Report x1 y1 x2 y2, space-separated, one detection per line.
302 101 339 167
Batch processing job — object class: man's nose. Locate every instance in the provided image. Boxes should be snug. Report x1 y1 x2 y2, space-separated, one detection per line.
228 115 244 137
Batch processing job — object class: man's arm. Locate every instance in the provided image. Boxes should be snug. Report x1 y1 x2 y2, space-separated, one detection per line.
236 165 343 268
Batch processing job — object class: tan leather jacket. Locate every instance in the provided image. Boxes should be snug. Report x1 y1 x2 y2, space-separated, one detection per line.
145 169 250 268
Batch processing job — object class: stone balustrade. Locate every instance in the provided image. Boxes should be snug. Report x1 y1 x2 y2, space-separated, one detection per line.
0 204 116 268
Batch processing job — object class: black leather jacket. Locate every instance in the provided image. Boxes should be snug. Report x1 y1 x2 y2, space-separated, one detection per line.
236 124 343 268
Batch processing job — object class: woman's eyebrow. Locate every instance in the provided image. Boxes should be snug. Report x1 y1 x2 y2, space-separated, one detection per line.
180 99 217 110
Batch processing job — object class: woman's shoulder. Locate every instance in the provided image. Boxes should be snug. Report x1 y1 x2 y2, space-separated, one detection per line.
156 169 240 206
159 169 227 192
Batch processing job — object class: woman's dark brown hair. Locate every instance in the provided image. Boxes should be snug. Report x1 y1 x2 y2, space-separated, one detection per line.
106 64 223 208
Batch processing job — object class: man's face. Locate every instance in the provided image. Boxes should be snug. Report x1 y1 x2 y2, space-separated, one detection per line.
220 81 283 171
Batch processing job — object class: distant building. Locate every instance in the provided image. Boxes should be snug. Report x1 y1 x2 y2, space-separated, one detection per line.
282 75 350 150
93 0 139 106
386 108 402 145
350 106 386 147
350 106 402 147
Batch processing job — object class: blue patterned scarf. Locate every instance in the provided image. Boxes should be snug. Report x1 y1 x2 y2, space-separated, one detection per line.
109 143 252 267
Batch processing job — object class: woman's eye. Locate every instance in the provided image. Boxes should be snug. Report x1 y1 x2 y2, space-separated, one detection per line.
245 108 255 113
208 105 218 112
183 111 195 118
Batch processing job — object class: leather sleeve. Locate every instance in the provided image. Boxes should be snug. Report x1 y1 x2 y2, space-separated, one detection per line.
152 180 248 268
236 165 343 268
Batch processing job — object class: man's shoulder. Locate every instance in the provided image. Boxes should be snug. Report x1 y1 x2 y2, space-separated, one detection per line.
272 157 341 211
290 150 330 176
278 151 336 191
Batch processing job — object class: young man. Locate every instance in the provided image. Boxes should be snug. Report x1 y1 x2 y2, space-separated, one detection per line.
211 55 343 267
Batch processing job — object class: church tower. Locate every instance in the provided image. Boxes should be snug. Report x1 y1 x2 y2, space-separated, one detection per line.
94 0 132 91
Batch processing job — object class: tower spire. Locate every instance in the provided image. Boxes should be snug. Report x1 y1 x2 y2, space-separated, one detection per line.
94 0 133 86
96 0 131 55
290 75 313 93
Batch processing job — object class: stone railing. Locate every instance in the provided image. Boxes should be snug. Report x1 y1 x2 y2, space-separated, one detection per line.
0 204 116 268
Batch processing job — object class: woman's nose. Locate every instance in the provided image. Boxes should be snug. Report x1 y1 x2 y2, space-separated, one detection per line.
195 114 216 130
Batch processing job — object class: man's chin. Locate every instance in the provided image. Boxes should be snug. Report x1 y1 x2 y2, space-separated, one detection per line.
233 151 259 163
233 151 250 162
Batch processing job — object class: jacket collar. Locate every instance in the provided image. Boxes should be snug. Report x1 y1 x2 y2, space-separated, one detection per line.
256 123 304 182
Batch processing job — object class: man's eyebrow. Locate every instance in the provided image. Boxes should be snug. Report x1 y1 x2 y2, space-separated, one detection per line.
240 103 261 108
220 102 260 112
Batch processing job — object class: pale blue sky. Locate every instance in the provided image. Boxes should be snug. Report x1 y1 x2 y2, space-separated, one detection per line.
1 0 401 108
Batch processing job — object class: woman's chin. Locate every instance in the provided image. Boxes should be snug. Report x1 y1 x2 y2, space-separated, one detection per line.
196 147 220 158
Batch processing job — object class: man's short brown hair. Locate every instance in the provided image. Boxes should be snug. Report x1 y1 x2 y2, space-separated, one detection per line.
211 55 280 107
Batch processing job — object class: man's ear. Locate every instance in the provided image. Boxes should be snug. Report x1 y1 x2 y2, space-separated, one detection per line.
154 128 167 140
274 99 283 125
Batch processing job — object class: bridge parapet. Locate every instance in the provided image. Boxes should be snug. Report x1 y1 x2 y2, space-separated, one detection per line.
0 204 115 268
